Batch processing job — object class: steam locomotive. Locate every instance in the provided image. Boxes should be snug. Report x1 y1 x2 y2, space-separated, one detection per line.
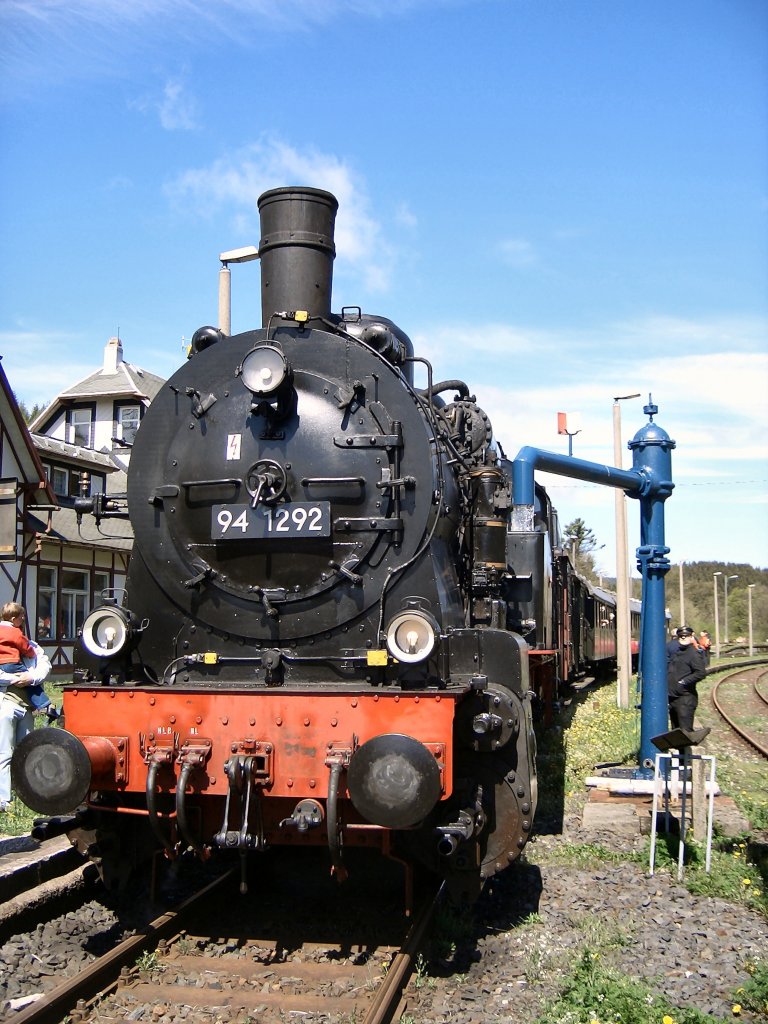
14 187 625 902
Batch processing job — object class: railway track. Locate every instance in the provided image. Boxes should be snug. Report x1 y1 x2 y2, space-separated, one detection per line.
711 665 768 759
7 856 441 1024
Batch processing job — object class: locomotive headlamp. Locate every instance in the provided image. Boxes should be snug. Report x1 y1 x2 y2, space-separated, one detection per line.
81 604 136 658
385 609 439 664
239 344 290 396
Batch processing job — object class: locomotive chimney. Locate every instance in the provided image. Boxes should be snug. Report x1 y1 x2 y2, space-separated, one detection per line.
257 187 338 329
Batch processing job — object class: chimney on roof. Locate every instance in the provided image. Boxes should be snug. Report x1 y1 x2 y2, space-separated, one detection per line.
103 336 124 374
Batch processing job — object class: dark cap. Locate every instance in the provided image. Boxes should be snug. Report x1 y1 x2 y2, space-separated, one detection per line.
676 626 695 638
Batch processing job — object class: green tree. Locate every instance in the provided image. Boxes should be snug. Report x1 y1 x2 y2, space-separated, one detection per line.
666 562 768 648
16 396 46 425
563 517 601 583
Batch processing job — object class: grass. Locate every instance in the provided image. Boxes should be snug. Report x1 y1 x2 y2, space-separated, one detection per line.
520 675 768 1024
534 947 737 1024
695 664 768 828
134 949 164 975
533 674 768 914
736 958 768 1017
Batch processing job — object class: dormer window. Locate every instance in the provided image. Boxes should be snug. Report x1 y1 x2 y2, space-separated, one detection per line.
114 402 141 447
67 406 95 448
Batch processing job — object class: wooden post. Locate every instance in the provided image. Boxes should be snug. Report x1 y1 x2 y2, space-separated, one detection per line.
692 757 706 840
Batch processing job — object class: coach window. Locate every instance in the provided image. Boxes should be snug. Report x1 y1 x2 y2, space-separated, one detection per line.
67 406 95 448
37 567 57 639
60 569 89 639
114 402 140 447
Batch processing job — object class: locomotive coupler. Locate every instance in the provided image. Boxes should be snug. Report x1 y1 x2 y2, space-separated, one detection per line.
325 743 355 884
215 753 268 894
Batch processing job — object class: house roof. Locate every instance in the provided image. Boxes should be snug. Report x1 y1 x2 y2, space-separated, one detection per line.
29 338 166 432
0 359 56 505
32 433 123 472
57 361 165 402
29 507 134 551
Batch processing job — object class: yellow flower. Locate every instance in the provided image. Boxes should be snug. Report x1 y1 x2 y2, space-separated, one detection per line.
663 1016 676 1024
732 1005 742 1015
590 1019 600 1024
742 878 752 886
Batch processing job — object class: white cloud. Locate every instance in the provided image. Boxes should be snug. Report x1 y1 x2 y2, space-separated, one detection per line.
158 78 198 131
498 237 537 267
1 331 96 408
166 139 394 292
405 314 768 491
130 76 198 131
395 202 418 229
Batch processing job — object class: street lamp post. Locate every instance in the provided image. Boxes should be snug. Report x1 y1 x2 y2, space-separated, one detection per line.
218 245 260 335
748 584 755 657
713 572 721 659
613 393 641 709
724 574 738 645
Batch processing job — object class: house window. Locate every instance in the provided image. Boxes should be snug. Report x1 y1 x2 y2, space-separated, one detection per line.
60 569 89 639
114 403 140 447
93 570 110 604
50 467 68 497
68 472 83 498
37 567 57 640
69 407 94 448
0 479 17 559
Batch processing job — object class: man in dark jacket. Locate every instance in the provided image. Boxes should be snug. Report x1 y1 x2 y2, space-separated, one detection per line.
667 625 707 731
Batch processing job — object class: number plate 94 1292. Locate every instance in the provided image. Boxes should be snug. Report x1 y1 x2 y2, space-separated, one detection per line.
212 502 331 540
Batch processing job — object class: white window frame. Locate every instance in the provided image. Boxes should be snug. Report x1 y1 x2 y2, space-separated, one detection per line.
117 404 140 446
93 570 111 604
50 466 68 496
60 569 89 639
37 566 57 640
69 408 94 448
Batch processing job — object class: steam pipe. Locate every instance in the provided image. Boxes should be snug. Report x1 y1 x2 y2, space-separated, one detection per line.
176 761 205 858
146 758 174 855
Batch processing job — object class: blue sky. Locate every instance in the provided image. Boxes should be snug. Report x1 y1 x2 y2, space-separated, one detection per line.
1 0 766 576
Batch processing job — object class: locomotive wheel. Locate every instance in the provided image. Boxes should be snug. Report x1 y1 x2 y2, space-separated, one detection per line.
477 751 532 879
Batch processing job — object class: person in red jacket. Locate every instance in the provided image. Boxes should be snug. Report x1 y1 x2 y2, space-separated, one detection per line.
0 603 55 715
698 630 712 665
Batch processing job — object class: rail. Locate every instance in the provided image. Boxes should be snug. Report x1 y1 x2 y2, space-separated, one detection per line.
710 666 768 760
